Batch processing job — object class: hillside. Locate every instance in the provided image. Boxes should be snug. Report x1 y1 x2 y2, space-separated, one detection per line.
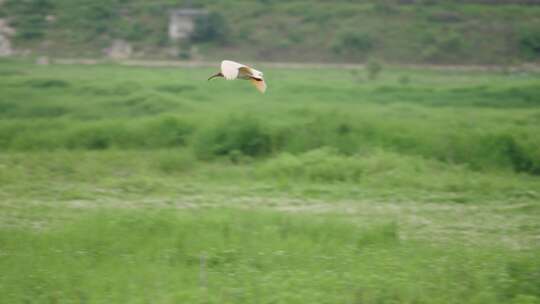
1 0 540 64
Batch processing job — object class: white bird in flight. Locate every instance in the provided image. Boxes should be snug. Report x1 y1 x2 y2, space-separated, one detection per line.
208 60 267 93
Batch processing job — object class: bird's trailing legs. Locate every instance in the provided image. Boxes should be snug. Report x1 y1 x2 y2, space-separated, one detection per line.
208 72 223 81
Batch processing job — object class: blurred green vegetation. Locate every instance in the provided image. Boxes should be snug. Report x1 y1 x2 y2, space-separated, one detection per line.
1 60 539 175
1 209 539 303
2 0 540 63
190 12 229 44
0 59 539 303
0 59 539 205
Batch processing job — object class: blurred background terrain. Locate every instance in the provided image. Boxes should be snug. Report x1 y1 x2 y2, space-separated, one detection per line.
1 0 540 64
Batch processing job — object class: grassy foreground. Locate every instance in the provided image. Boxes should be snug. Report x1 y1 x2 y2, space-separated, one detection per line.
0 59 539 303
1 209 539 304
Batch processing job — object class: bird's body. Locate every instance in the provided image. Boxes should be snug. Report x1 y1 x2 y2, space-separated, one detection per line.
208 60 267 93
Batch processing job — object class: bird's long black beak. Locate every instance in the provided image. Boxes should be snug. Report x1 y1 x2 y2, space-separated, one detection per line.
208 72 223 81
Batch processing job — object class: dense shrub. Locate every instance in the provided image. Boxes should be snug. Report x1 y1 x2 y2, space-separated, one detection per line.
333 32 375 56
4 0 54 15
193 116 272 159
142 116 194 148
25 79 70 88
438 32 464 53
519 28 540 58
366 59 383 80
399 75 411 85
81 2 116 21
493 135 536 174
421 31 465 62
65 124 130 150
190 12 229 44
271 114 360 155
119 22 154 42
373 1 399 15
426 132 540 175
4 0 53 40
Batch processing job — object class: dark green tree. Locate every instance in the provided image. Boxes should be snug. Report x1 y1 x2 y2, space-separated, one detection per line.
190 12 229 44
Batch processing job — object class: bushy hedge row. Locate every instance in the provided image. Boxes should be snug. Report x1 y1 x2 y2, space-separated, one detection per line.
191 115 540 175
3 113 537 175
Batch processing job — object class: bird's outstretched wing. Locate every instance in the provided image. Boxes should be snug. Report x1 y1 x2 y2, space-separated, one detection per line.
238 67 254 79
250 78 267 93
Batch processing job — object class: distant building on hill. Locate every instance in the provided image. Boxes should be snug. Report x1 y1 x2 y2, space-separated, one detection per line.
105 39 132 60
168 9 208 42
0 18 14 57
0 34 12 57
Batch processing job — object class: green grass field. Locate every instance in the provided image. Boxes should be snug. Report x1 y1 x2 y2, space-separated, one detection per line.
0 58 539 303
